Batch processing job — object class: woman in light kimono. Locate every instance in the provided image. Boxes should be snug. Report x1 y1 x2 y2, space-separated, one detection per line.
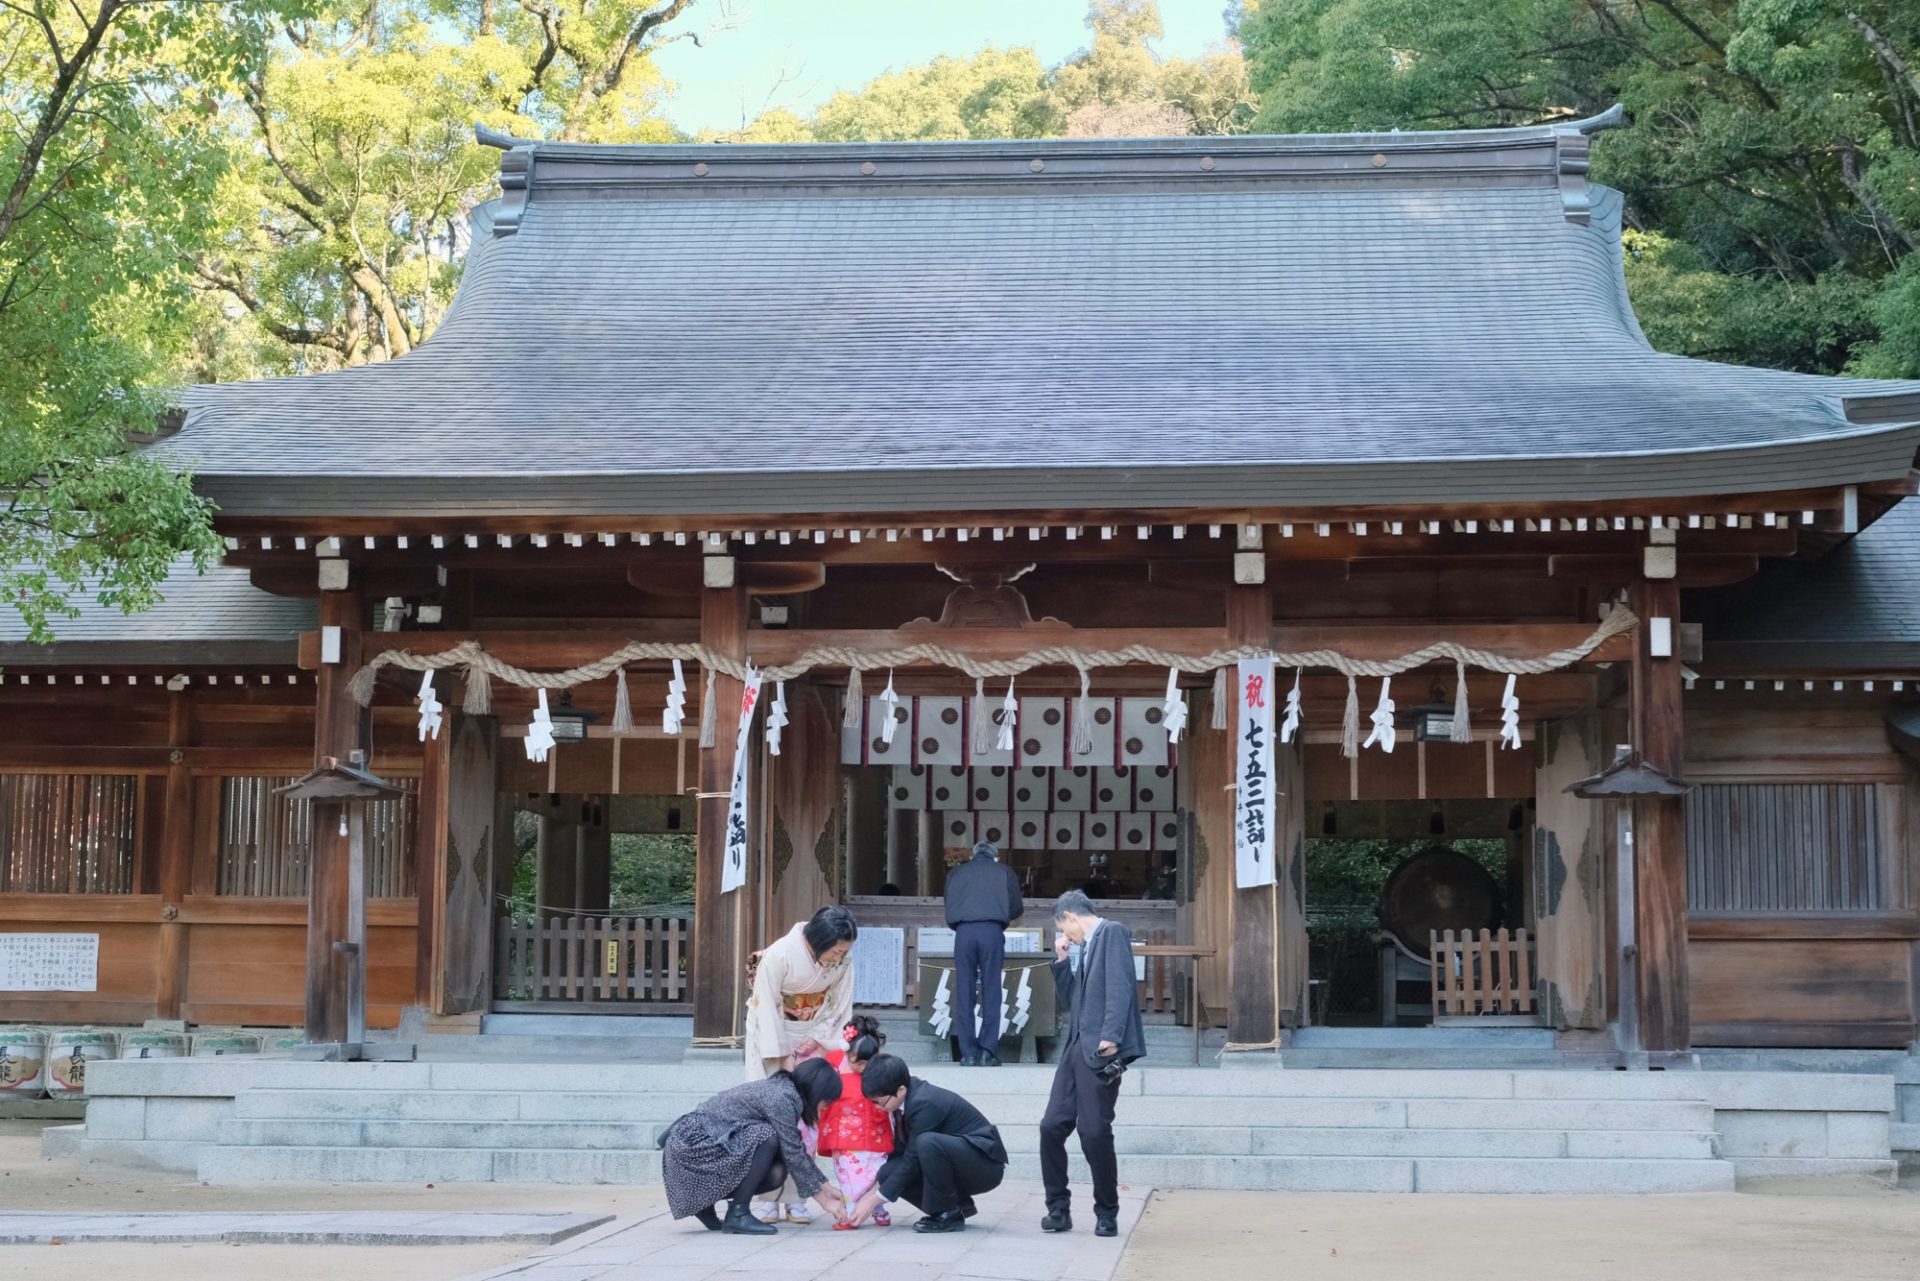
742 904 859 1225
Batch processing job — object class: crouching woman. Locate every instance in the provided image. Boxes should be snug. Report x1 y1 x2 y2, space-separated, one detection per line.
661 1057 848 1234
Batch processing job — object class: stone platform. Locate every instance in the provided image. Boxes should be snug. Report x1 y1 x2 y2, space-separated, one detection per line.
41 1050 1904 1192
0 1210 609 1245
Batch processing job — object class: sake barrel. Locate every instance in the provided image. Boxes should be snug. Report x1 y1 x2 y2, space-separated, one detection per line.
0 1026 48 1097
45 1029 117 1095
118 1031 189 1060
191 1031 262 1057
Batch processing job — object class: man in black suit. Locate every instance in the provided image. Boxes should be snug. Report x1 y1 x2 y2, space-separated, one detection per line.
1039 889 1146 1238
843 1053 1009 1234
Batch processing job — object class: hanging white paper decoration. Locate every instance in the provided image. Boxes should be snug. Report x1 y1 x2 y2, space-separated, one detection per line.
526 688 557 763
1279 668 1302 744
611 667 634 735
971 676 992 757
1499 673 1521 751
1363 676 1397 753
767 680 789 757
662 659 687 736
1161 667 1188 743
878 670 902 746
415 670 444 742
996 677 1019 753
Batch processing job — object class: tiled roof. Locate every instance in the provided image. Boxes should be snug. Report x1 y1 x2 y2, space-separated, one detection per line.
1694 499 1920 669
161 117 1920 518
0 558 314 666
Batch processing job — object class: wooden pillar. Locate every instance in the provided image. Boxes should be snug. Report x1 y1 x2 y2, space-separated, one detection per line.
580 795 611 915
307 587 364 1043
1225 583 1285 1048
1180 687 1232 1030
1629 580 1689 1053
154 689 194 1021
420 712 499 1015
1534 715 1607 1029
535 807 580 921
415 691 450 1007
691 580 748 1042
767 682 841 938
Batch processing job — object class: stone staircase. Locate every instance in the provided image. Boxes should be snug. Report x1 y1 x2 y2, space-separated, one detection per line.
197 1063 1735 1193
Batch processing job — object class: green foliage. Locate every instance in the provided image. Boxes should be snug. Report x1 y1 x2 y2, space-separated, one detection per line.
1240 0 1920 377
715 1 1255 144
195 0 694 374
0 0 299 639
610 833 695 909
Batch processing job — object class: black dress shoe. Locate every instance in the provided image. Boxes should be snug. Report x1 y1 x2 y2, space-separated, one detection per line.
1095 1216 1118 1238
914 1210 967 1233
957 1197 979 1220
978 1050 1002 1067
958 1051 980 1066
694 1206 723 1231
1041 1209 1073 1233
722 1201 778 1235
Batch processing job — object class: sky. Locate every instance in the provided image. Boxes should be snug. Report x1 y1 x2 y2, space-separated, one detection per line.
649 0 1239 135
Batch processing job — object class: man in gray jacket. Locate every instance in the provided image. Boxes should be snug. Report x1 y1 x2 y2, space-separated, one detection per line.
942 840 1024 1066
1039 889 1146 1238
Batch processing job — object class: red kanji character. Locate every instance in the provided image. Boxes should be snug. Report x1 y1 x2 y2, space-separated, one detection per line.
1245 675 1267 709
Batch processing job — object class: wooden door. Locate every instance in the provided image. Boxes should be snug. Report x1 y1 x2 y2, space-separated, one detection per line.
433 713 498 1015
1533 715 1607 1028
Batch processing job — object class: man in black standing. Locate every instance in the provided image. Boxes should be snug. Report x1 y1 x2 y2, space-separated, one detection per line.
1039 889 1145 1238
843 1053 1009 1233
943 839 1024 1066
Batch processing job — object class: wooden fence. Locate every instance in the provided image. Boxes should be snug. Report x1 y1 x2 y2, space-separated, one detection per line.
494 916 691 1009
1429 928 1538 1020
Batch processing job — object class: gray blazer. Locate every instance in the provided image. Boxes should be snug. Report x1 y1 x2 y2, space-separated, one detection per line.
1050 921 1148 1068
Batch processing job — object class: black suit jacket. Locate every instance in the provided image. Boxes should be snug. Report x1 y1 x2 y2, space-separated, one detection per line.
876 1077 1008 1199
1051 921 1148 1068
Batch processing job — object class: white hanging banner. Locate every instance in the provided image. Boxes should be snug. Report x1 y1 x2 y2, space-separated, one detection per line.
721 665 765 895
1234 658 1277 889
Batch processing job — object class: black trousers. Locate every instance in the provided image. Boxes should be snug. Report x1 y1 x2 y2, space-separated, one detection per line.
1039 1036 1121 1217
732 1136 787 1207
883 1131 1005 1217
952 921 1006 1059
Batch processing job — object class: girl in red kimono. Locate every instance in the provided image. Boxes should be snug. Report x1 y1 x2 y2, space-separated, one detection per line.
817 1016 896 1229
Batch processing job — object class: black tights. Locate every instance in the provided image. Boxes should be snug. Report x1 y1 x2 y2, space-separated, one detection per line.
729 1137 787 1209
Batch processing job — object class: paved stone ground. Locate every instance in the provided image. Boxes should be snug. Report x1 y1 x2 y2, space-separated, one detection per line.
462 1186 1149 1281
0 1211 609 1246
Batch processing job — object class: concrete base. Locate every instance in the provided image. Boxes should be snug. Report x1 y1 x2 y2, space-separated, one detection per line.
0 1211 611 1245
0 1096 87 1121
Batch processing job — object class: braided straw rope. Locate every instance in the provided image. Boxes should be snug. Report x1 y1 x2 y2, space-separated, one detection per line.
349 608 1637 707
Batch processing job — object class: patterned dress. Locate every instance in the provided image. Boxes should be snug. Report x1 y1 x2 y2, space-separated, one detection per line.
660 1075 828 1220
743 922 855 1080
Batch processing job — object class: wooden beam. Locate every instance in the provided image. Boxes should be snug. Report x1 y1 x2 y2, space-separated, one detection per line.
208 484 1868 540
415 689 451 1007
692 580 748 1044
1629 578 1689 1054
1548 553 1760 588
327 621 1637 673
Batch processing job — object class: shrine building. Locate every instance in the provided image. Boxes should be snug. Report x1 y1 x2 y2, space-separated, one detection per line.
7 106 1920 1087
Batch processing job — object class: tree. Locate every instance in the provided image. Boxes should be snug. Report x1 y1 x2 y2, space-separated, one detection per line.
0 0 293 639
1238 0 1920 377
716 1 1256 145
194 0 701 374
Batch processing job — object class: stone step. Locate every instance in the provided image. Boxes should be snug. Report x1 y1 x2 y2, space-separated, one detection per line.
349 1061 1724 1101
1290 1027 1558 1049
196 1144 1733 1193
228 1087 1713 1132
217 1116 1717 1161
1891 1121 1920 1152
1278 1050 1573 1070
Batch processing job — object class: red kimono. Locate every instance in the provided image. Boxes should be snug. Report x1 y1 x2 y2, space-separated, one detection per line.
815 1049 895 1156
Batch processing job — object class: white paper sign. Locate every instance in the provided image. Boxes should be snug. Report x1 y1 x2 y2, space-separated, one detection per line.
916 926 956 956
850 927 905 1005
1234 658 1277 888
721 668 765 895
0 933 99 992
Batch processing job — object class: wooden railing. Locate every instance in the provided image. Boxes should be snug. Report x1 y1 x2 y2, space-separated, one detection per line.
1429 928 1537 1020
494 915 690 1009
